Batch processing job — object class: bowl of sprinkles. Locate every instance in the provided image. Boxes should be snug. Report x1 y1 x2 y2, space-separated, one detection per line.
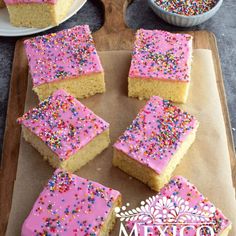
148 0 223 27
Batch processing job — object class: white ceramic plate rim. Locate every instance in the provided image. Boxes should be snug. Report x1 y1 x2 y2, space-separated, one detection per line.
0 0 87 37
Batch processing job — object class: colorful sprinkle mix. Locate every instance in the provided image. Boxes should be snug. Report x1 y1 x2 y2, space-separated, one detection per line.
155 0 217 16
17 89 109 160
129 29 192 82
22 169 120 236
114 96 198 174
24 25 103 87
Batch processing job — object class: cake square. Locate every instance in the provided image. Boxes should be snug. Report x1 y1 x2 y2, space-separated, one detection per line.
4 0 74 28
17 89 110 172
113 96 199 191
128 29 193 103
22 169 122 236
121 176 231 235
24 25 105 101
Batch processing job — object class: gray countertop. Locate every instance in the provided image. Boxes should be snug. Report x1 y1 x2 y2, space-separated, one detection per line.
0 0 235 155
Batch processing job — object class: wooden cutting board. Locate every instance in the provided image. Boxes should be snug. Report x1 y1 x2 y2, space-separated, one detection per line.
0 0 235 235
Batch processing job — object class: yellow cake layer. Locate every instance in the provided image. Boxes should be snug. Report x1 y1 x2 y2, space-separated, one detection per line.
33 72 105 101
220 224 232 236
22 126 110 172
99 195 122 236
128 77 190 103
0 0 5 8
113 126 198 191
6 0 73 28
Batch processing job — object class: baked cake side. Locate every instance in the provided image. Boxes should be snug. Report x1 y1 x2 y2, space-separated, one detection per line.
22 169 122 236
17 89 110 172
113 96 199 191
128 29 193 103
124 176 231 235
5 0 73 28
24 25 105 101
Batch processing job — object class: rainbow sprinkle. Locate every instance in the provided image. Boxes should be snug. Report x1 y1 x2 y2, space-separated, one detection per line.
17 89 109 161
24 25 103 87
22 169 121 236
155 0 217 16
114 96 198 174
129 29 192 82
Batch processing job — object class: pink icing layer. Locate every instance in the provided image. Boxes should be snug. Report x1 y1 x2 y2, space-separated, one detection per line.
114 96 198 174
22 169 121 236
24 25 103 87
126 176 231 235
4 0 56 4
17 89 109 161
129 29 192 82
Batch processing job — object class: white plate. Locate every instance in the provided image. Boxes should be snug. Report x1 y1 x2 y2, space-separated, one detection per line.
0 0 87 37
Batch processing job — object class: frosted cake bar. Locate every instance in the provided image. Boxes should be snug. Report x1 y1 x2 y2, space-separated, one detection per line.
4 0 73 28
17 89 110 172
128 29 193 103
22 169 122 235
113 96 199 191
24 25 105 101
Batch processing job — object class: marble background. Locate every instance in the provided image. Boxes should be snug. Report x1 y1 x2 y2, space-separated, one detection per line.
0 0 235 155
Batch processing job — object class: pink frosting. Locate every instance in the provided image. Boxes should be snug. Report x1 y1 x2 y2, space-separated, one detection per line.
24 25 103 87
114 96 198 174
22 169 121 236
17 89 109 161
4 0 56 4
129 29 192 82
126 176 231 235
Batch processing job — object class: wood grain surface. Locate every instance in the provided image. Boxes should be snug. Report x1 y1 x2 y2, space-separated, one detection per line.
0 41 28 236
0 0 235 235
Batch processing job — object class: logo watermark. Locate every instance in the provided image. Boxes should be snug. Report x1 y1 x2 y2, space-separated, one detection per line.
118 223 215 236
115 195 216 236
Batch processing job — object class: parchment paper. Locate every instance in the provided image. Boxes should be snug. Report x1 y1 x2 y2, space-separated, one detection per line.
6 49 236 235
